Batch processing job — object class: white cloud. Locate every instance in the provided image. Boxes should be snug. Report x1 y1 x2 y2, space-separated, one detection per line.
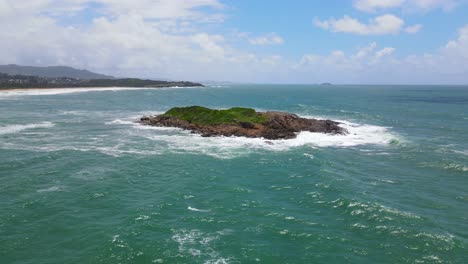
314 14 404 35
405 24 423 33
354 0 459 12
0 0 288 82
353 42 378 59
297 42 399 83
97 0 224 22
298 24 468 84
376 47 396 58
249 33 284 45
354 0 405 12
443 24 468 59
0 0 224 20
0 1 467 84
301 42 396 67
406 0 458 11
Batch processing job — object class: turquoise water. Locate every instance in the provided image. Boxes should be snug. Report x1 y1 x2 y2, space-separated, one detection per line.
0 85 467 264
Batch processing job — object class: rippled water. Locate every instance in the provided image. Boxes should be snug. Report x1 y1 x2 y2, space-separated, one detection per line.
0 85 467 263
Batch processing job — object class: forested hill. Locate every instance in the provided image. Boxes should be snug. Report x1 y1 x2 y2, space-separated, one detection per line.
0 73 203 89
0 64 114 80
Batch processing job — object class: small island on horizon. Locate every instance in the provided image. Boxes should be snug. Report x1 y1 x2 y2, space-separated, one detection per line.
139 106 348 140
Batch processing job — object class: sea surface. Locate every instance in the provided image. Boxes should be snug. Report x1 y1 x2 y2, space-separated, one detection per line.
0 85 467 264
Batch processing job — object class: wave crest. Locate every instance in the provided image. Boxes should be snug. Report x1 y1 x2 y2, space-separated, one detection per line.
0 122 55 135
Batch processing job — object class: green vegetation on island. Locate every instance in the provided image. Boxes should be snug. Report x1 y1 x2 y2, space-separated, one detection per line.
163 106 268 125
141 106 347 139
0 73 203 89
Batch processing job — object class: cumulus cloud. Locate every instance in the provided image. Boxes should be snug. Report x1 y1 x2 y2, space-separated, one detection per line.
296 42 399 83
0 1 467 84
0 0 287 82
0 0 224 20
405 24 423 33
376 47 396 58
443 24 468 59
354 0 405 12
354 0 459 12
298 24 468 84
249 33 284 45
300 42 396 70
314 14 404 35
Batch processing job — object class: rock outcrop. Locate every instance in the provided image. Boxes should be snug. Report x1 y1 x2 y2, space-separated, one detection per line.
139 107 348 140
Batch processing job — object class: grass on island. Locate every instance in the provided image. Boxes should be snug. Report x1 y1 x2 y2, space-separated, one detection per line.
163 106 267 125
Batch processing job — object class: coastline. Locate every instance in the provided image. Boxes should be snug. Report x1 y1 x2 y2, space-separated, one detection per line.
0 87 104 92
0 86 198 92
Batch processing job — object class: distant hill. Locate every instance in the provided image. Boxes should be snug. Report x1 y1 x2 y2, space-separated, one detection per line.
0 64 114 80
0 73 203 89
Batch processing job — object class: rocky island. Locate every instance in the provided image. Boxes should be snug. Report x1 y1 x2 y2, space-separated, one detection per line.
139 106 348 140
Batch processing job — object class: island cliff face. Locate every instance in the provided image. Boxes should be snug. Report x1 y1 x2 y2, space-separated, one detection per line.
139 106 348 140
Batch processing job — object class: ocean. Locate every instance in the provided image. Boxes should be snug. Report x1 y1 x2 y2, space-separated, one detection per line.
0 85 467 263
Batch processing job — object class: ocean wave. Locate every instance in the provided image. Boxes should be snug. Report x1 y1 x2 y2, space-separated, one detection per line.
134 215 150 221
444 163 468 172
453 149 468 156
163 86 206 89
37 186 61 192
0 123 400 160
171 229 231 262
99 112 402 159
204 258 231 264
133 120 400 158
0 122 55 135
0 87 155 98
419 161 468 173
1 112 401 159
0 142 162 157
207 85 230 88
188 206 211 212
104 119 135 125
328 198 422 221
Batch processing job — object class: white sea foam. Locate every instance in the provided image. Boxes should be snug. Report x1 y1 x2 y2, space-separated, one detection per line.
172 229 229 261
341 199 421 221
0 111 401 159
37 186 60 192
205 258 231 264
134 119 400 158
0 141 162 157
163 86 206 89
207 85 230 88
0 87 155 98
135 215 150 221
188 206 211 212
107 110 400 155
0 122 54 135
453 149 468 156
105 119 135 125
444 163 468 172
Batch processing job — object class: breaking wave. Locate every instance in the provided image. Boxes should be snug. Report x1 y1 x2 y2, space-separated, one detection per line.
0 86 207 99
0 112 401 159
0 122 55 135
129 119 400 158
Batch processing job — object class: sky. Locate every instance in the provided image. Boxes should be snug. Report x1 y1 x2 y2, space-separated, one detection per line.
1 0 468 84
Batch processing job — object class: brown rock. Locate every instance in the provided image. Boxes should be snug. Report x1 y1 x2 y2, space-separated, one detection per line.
138 111 348 140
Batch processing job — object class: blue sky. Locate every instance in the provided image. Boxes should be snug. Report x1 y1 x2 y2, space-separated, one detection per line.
1 0 468 84
223 0 466 57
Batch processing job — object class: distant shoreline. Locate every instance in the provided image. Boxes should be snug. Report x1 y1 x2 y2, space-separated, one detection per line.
0 86 199 92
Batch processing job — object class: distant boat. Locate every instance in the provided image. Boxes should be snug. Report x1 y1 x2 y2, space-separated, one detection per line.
321 83 332 85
